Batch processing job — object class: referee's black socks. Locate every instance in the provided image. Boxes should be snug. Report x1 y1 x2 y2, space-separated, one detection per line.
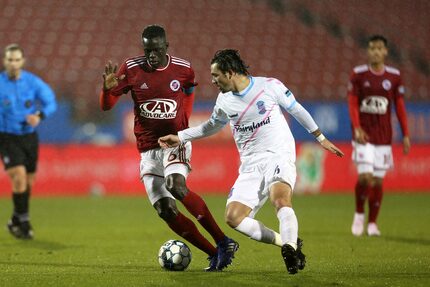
12 190 30 222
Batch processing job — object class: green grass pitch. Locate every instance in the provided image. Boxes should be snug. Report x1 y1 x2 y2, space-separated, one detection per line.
0 193 429 287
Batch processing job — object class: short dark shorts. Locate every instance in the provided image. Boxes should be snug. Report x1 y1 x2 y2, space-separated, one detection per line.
0 132 39 172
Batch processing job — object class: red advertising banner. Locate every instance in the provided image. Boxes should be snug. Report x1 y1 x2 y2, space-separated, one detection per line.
0 143 428 197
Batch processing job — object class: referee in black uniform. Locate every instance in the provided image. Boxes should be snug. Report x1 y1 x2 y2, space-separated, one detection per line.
1 44 56 239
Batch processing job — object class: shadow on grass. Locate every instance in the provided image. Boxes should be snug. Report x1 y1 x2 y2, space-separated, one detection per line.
0 260 155 272
0 238 75 251
383 236 430 246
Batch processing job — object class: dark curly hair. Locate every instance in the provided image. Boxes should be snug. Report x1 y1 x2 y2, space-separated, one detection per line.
368 35 388 47
211 49 249 75
142 24 166 40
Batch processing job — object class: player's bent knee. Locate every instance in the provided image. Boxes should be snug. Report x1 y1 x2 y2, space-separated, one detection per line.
358 174 373 186
154 199 179 222
157 206 179 222
7 168 28 191
165 175 188 200
225 211 246 228
272 198 292 210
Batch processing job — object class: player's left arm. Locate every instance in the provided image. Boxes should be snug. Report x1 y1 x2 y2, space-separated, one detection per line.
272 80 344 157
394 77 410 154
182 66 198 119
27 77 57 127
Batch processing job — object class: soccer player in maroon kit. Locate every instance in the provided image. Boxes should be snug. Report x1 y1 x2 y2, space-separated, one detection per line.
99 25 238 271
348 35 410 236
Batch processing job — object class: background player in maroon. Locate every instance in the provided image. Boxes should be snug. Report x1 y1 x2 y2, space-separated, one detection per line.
348 35 410 236
99 25 238 271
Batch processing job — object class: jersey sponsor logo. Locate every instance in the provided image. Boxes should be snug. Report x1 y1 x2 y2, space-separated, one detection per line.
382 79 392 91
140 83 149 89
170 80 180 92
228 113 238 118
234 116 271 133
360 96 389 115
256 100 266 114
139 99 177 119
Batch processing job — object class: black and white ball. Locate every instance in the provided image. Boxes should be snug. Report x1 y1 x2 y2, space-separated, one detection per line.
158 240 192 271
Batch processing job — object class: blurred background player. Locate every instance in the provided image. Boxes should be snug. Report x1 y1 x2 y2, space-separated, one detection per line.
348 35 410 237
159 49 344 274
0 44 57 239
99 25 238 271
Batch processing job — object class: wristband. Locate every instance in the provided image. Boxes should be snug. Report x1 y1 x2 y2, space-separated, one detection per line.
316 133 326 143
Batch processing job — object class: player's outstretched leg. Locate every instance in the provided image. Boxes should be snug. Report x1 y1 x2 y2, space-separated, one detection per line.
154 198 219 271
180 190 226 243
181 191 239 270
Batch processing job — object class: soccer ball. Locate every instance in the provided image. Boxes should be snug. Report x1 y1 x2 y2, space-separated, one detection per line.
158 240 192 271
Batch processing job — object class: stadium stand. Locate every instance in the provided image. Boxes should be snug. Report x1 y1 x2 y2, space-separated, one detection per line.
0 0 428 122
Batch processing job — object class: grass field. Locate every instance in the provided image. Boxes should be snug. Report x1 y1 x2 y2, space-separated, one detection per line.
0 193 429 287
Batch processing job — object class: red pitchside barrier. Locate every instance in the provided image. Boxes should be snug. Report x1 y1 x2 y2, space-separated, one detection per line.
0 143 429 197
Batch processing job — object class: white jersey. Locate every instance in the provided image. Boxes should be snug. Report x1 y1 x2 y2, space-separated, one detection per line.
178 76 319 165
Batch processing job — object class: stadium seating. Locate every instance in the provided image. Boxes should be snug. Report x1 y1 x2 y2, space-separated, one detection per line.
0 0 428 122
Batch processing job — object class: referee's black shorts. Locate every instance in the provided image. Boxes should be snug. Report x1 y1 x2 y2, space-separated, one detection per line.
0 132 39 172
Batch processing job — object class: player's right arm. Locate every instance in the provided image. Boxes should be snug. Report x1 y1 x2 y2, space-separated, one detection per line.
158 103 228 148
100 61 127 111
347 72 369 144
269 79 344 157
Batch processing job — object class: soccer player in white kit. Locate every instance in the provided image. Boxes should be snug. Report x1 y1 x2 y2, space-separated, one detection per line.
159 49 344 274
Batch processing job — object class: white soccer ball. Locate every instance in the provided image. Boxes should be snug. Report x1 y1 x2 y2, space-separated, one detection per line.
158 239 192 271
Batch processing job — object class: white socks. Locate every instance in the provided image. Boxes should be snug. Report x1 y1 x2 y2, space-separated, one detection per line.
277 206 298 250
234 206 299 249
235 217 282 246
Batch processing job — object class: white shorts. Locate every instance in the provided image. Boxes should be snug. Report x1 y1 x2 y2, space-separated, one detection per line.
352 141 393 178
139 142 192 205
226 154 296 218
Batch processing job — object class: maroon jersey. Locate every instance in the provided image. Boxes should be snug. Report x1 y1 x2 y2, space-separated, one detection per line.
348 64 405 145
110 54 196 152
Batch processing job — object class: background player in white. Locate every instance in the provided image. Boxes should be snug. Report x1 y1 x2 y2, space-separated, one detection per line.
159 49 344 274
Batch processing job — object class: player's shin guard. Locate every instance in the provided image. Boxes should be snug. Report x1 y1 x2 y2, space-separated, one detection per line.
181 191 225 243
355 181 370 213
167 212 217 256
235 217 282 246
277 207 298 250
368 184 383 223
